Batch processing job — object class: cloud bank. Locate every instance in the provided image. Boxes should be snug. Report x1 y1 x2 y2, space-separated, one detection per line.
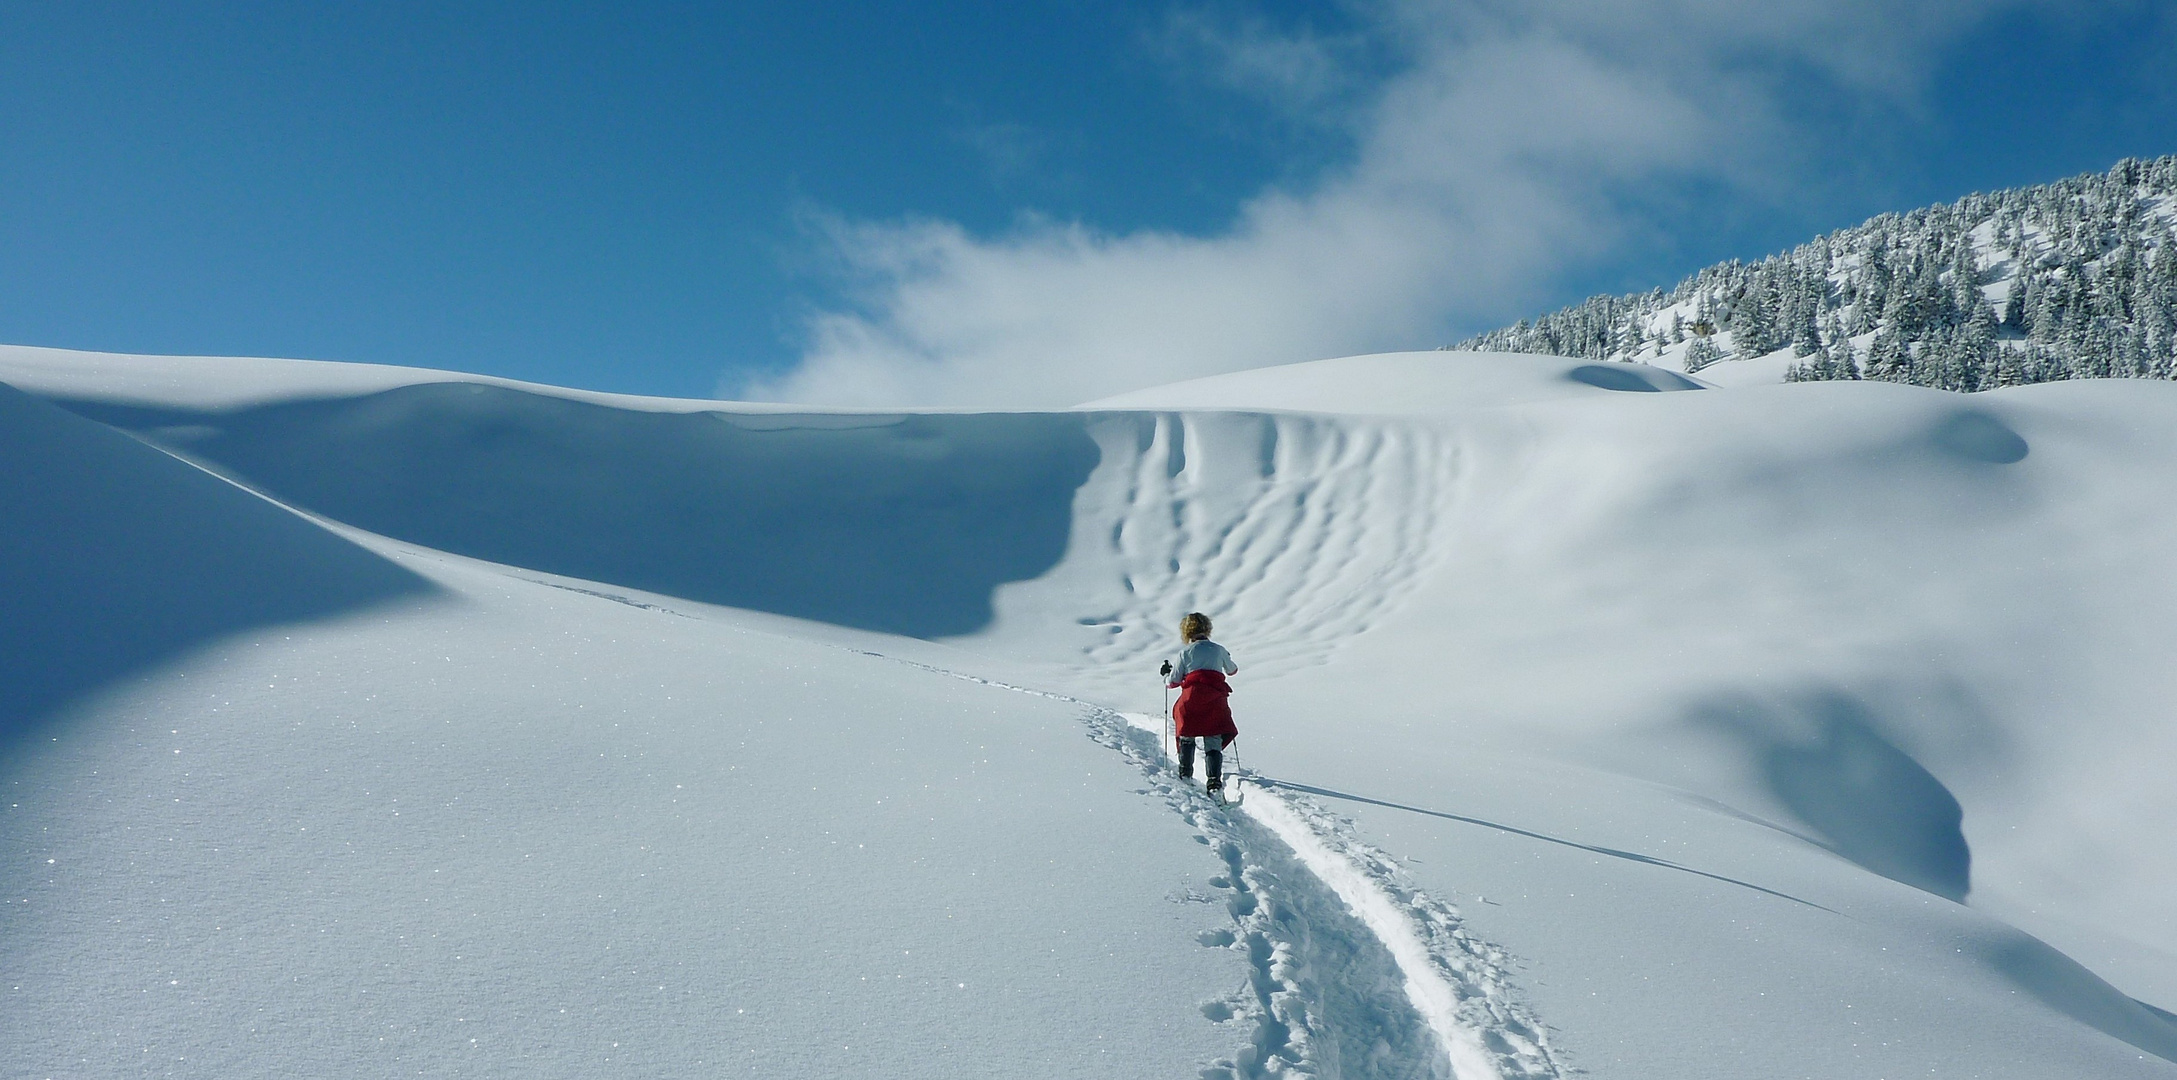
744 0 2056 408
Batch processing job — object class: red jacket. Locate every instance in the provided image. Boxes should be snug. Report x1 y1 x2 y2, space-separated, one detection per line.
1171 669 1238 742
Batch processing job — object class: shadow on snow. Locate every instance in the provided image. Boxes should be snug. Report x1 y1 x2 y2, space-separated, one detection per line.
57 383 1102 639
0 382 438 743
1246 775 1837 913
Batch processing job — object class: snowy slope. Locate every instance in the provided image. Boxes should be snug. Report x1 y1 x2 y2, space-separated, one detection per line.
1025 358 2177 1074
7 342 2177 1078
1079 351 1703 413
1041 360 2177 1074
0 342 822 414
0 382 1310 1078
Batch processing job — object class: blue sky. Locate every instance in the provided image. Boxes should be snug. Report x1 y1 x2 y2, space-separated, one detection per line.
2 2 2173 404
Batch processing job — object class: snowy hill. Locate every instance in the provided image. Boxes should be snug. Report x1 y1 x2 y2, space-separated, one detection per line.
1461 156 2177 392
6 342 2177 1077
1078 351 1703 413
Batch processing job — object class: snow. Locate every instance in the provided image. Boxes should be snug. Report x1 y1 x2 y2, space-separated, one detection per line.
0 342 869 415
1 399 1244 1076
1672 349 1799 386
6 342 2177 1077
1079 350 1704 413
1232 775 1539 1080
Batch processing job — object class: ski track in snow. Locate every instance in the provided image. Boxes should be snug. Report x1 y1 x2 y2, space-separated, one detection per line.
1231 775 1569 1080
1099 711 1569 1080
841 645 1566 1080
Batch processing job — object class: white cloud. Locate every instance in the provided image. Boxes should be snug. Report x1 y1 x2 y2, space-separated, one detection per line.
953 121 1054 186
1153 8 1364 119
742 0 2061 408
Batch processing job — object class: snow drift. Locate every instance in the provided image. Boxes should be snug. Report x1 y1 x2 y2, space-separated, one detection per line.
0 380 433 735
6 343 2177 1078
55 383 1099 637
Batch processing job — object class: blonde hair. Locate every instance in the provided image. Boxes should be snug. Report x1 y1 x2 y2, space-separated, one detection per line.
1179 612 1212 642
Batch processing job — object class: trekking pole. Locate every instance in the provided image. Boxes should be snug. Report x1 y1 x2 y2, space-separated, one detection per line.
1159 659 1174 762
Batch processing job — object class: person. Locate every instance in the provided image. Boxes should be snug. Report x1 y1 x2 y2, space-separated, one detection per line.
1161 611 1239 796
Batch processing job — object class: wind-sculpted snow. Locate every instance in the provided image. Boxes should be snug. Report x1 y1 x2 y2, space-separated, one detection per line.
1690 690 1972 901
0 381 434 737
56 382 1098 637
12 345 2177 1076
49 372 1455 675
985 410 1456 688
1079 350 1701 414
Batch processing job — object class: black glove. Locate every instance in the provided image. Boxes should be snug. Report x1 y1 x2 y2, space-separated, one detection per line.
1159 660 1173 677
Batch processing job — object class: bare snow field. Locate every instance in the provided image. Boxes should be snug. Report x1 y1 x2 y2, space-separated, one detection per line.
5 344 2176 1078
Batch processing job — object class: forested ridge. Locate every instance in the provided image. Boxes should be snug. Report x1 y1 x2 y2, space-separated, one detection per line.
1458 157 2177 389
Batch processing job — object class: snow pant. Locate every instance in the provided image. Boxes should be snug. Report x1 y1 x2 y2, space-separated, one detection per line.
1178 735 1224 783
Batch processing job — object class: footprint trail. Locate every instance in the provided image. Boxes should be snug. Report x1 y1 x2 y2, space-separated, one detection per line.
1094 709 1569 1080
833 645 1568 1079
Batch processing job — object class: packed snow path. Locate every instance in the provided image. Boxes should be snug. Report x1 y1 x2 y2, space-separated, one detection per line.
1093 712 1568 1080
845 645 1567 1079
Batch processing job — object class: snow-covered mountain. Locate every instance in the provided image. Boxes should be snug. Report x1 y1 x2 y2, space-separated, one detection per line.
1460 156 2177 392
5 342 2176 1078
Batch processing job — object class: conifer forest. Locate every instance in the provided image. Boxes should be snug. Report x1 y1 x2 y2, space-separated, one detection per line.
1460 157 2177 390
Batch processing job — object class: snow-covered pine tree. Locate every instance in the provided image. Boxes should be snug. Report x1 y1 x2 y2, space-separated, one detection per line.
1455 156 2177 391
1684 336 1723 373
1864 326 1911 382
1733 272 1777 358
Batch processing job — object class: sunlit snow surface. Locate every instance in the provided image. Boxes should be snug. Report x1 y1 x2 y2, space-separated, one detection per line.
5 344 2176 1078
